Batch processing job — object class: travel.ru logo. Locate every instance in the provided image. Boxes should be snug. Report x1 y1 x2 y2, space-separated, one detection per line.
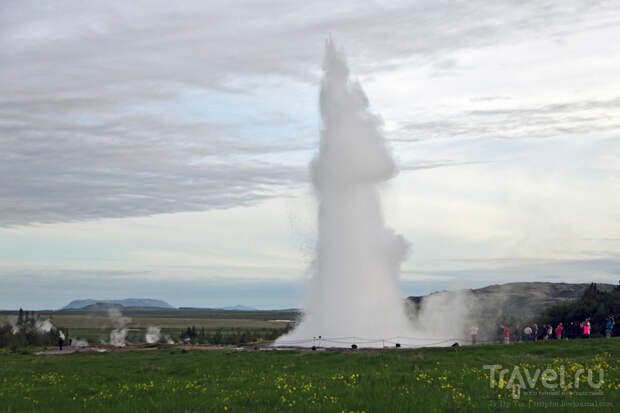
483 364 604 399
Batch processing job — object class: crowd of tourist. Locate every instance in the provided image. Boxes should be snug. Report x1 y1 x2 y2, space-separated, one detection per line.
469 315 615 345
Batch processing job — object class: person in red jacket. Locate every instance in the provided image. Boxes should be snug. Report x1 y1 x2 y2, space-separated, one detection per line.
555 322 563 339
503 327 510 344
582 317 591 338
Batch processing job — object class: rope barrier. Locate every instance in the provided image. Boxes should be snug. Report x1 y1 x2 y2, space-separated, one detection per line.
272 334 518 348
273 335 481 347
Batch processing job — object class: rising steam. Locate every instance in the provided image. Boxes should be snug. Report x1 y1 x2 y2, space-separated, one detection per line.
108 308 131 347
276 40 411 346
35 319 54 333
145 326 161 344
8 315 63 336
276 40 472 347
7 316 19 334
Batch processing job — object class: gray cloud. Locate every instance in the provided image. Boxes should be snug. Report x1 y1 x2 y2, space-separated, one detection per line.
398 96 620 141
0 108 310 226
0 142 307 226
2 1 619 225
405 255 620 284
400 159 490 171
5 1 614 89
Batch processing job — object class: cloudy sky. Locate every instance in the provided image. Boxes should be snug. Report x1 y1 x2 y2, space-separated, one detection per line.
1 0 619 309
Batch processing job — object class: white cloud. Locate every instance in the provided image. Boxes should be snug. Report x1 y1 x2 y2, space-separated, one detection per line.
2 1 620 225
1 1 619 307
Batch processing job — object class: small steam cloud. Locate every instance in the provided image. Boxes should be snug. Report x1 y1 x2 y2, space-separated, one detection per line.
108 308 131 347
110 329 127 347
145 326 174 344
7 315 67 337
35 319 54 333
145 326 161 344
73 339 89 347
7 315 19 334
408 290 475 342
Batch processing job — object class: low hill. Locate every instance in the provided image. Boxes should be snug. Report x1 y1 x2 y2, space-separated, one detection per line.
408 282 616 322
217 305 257 311
61 298 173 310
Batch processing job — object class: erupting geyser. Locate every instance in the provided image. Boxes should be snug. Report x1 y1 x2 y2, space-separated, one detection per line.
276 40 414 347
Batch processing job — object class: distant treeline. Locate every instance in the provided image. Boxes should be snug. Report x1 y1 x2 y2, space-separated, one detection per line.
0 309 66 350
179 325 292 345
537 282 619 337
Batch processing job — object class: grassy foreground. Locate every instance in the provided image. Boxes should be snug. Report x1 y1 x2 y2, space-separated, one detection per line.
1 339 618 412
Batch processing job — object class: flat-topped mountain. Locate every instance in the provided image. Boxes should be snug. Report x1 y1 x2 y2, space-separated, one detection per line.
61 298 173 310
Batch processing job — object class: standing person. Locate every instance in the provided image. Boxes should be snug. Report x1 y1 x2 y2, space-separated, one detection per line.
523 326 533 341
58 337 64 351
514 324 521 343
583 317 591 338
503 326 510 344
605 316 615 338
574 321 581 339
470 325 479 345
555 323 563 339
532 324 539 341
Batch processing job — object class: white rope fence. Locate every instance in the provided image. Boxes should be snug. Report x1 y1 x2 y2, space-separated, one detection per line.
271 335 495 348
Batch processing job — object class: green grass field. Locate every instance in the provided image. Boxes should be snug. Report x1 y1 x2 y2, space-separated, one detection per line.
1 338 618 412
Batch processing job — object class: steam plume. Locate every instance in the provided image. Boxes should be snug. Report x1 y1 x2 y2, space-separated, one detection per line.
35 319 54 333
145 326 161 344
7 316 19 334
108 308 131 347
276 40 411 346
276 40 473 348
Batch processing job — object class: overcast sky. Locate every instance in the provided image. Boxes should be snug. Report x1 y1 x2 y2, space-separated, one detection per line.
1 0 619 309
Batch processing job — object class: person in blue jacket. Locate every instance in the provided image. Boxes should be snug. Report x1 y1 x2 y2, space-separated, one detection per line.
606 316 615 338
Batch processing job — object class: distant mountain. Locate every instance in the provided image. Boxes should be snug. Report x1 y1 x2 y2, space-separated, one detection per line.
62 298 173 310
217 305 257 311
80 303 125 312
